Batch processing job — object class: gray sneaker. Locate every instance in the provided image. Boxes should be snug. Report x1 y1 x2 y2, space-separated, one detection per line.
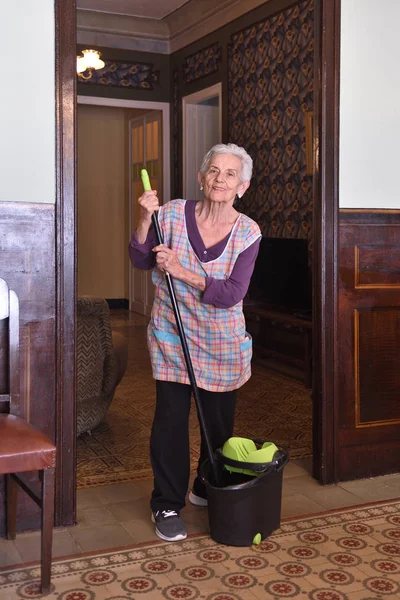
151 510 187 542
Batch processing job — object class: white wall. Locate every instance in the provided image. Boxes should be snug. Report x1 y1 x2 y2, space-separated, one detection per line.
339 0 400 208
0 1 55 203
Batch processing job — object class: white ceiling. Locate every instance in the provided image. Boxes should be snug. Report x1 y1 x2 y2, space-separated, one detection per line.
77 0 191 20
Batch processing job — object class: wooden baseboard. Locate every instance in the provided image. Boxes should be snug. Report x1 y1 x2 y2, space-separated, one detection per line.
106 298 129 309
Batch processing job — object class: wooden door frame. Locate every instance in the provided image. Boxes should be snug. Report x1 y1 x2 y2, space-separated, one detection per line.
55 0 342 525
312 0 341 484
55 0 77 526
77 96 170 318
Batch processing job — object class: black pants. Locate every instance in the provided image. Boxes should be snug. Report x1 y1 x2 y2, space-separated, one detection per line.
150 380 237 512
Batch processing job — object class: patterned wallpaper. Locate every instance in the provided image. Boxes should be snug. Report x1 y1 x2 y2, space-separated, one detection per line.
78 60 159 89
228 0 314 243
182 43 222 84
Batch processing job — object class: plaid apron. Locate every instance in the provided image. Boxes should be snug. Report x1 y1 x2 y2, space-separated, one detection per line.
148 200 261 392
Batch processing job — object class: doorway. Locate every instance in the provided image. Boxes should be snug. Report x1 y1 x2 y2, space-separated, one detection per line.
78 96 170 200
182 83 222 201
180 82 313 466
77 96 170 311
54 0 371 528
75 96 170 489
129 111 163 316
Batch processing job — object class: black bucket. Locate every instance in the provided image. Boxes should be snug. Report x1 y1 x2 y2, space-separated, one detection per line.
200 448 288 547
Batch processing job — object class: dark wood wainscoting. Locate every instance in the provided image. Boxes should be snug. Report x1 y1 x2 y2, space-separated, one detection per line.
0 0 76 534
338 210 400 480
0 202 56 534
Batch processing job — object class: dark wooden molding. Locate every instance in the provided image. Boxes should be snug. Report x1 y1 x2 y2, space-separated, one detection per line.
55 0 77 527
312 0 341 484
340 209 400 225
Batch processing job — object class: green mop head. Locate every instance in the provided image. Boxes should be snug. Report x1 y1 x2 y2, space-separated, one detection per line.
221 437 279 477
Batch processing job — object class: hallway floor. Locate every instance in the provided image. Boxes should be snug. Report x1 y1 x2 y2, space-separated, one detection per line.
1 310 399 568
1 459 400 567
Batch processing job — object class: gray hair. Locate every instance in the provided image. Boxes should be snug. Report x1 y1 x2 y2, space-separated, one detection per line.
199 143 253 183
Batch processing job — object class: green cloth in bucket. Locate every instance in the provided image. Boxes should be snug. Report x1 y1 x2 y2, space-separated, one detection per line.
221 437 279 477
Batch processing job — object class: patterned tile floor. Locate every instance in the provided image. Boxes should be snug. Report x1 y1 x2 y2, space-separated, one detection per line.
1 453 400 573
1 500 400 599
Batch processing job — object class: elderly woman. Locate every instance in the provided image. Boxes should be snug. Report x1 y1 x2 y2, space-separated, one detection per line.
129 143 261 542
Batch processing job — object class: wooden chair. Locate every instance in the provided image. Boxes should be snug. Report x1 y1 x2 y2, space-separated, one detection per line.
0 277 56 594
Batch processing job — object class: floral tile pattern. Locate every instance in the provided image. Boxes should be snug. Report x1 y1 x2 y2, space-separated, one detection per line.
1 501 399 599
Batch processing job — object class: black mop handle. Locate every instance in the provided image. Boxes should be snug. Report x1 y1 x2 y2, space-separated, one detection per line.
140 170 219 485
151 211 220 486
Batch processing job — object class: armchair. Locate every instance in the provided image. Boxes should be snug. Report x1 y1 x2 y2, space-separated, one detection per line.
77 296 128 435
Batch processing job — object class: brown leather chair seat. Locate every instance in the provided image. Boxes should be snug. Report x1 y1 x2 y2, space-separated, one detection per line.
0 414 56 474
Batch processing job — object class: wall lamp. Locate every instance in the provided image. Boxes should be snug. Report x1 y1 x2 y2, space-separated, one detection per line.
77 49 105 80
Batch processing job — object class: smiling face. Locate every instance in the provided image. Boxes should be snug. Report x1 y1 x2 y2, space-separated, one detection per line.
198 153 250 205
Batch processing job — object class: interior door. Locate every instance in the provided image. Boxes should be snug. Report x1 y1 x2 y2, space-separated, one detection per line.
129 111 162 316
183 84 222 201
184 103 220 201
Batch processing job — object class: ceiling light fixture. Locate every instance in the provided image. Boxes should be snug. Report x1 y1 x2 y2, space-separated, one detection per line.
77 49 105 80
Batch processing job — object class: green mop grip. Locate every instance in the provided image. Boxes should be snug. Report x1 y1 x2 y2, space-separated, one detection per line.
141 169 151 192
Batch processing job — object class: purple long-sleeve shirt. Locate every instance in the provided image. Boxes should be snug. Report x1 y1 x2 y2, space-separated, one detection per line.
129 200 260 308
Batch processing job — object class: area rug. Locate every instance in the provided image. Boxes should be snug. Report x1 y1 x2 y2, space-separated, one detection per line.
77 312 312 489
1 500 399 599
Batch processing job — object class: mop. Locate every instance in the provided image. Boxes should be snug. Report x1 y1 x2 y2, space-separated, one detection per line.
141 170 220 487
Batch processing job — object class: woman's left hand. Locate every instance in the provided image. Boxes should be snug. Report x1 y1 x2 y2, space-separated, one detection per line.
153 245 183 278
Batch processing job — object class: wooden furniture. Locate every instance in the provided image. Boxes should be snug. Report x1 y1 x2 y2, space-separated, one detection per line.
244 303 312 388
0 278 56 594
77 296 128 435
